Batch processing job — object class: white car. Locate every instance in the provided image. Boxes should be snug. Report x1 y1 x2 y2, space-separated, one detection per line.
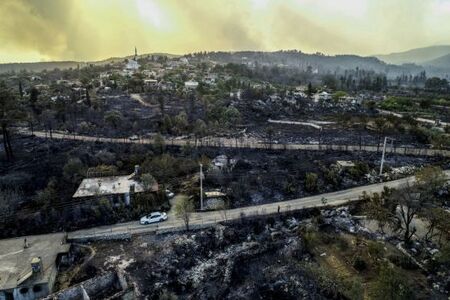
129 135 139 141
165 189 175 199
140 212 168 225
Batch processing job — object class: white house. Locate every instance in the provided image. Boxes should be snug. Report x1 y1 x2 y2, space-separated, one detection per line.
125 59 139 71
313 91 332 103
184 81 199 89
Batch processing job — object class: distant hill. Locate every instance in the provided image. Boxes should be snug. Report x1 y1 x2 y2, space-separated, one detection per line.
423 53 450 69
0 61 86 74
202 51 423 77
0 53 179 74
376 45 450 65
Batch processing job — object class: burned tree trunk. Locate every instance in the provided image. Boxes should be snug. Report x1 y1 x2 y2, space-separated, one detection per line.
1 123 13 160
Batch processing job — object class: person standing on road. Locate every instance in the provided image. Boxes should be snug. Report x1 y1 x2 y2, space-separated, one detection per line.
277 206 280 213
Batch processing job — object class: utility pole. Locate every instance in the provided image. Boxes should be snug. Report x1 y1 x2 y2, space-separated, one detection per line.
380 137 394 176
200 163 204 210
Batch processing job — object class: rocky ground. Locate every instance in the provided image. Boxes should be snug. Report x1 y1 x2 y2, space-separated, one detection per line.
59 206 449 300
83 213 337 299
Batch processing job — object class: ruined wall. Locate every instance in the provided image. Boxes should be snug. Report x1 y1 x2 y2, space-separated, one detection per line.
11 283 49 300
67 232 131 243
43 272 121 300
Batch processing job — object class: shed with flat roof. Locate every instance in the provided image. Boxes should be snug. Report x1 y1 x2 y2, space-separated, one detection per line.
0 233 70 300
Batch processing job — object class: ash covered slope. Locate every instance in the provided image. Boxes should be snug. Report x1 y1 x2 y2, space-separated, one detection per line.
97 220 332 299
0 52 178 74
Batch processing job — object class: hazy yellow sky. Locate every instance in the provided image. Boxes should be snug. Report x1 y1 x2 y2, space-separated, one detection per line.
1 0 450 63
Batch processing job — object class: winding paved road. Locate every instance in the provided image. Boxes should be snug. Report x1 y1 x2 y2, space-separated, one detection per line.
67 170 450 241
17 128 450 157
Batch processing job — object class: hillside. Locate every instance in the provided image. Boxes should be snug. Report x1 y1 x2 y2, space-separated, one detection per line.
424 53 450 69
202 51 423 77
0 53 179 74
0 61 86 74
376 45 450 65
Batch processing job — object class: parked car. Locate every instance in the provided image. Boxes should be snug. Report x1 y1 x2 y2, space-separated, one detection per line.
129 135 139 141
140 212 168 225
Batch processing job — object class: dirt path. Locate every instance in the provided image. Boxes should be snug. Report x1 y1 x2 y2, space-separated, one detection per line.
377 109 450 127
129 93 158 108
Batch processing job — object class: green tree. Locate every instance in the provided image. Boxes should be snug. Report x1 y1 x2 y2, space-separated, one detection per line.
370 263 413 300
332 91 347 102
305 173 318 193
143 154 177 185
141 173 157 191
36 179 59 208
364 192 391 234
387 181 431 244
174 195 195 230
373 117 392 149
322 74 337 90
420 207 448 242
345 278 364 300
415 166 447 201
63 158 86 184
437 242 450 265
153 133 165 154
307 82 314 97
104 110 123 129
425 77 448 91
222 106 241 125
161 114 173 133
173 111 188 135
193 119 207 145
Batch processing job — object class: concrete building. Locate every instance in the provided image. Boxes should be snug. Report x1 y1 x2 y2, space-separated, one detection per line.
211 155 237 171
204 191 228 210
313 91 332 103
184 80 199 89
42 271 133 300
72 166 158 206
336 160 355 169
0 233 70 300
144 79 158 86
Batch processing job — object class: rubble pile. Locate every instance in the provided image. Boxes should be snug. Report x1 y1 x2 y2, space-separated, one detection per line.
321 207 371 236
